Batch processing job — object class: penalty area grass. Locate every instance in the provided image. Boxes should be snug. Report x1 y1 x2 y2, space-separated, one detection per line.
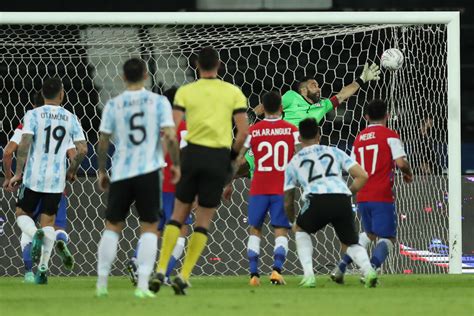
0 275 473 316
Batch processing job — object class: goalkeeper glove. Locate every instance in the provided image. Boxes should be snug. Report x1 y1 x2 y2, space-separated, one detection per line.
356 63 381 87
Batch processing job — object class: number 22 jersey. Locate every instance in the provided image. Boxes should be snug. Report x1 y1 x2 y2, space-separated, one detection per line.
244 118 299 195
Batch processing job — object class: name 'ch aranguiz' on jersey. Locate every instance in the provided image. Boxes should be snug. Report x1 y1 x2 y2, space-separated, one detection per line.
251 127 294 137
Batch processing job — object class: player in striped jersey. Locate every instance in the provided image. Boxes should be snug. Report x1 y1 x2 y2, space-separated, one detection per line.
2 91 76 283
95 58 180 298
284 118 377 288
8 78 88 284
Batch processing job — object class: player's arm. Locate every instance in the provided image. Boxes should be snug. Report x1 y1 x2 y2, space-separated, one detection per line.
232 112 249 156
395 157 413 183
334 63 381 104
97 132 111 191
2 141 18 190
67 140 88 182
348 163 369 194
8 134 33 190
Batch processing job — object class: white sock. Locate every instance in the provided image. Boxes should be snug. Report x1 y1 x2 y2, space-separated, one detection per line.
295 231 314 277
136 232 158 291
20 232 33 251
39 226 55 269
274 236 288 254
247 235 261 255
17 215 37 238
358 232 372 249
346 244 372 277
97 230 120 289
171 237 186 259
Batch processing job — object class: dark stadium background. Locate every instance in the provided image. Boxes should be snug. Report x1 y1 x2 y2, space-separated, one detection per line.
0 0 472 272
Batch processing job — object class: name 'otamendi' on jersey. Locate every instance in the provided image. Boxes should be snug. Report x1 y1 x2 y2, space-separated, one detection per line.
99 88 174 182
22 105 86 193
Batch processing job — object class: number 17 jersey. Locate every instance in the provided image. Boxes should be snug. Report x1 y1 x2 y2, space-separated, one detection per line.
22 105 86 193
244 118 299 195
100 88 175 183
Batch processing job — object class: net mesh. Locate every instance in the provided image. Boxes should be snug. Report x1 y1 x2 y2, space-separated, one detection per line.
0 23 448 277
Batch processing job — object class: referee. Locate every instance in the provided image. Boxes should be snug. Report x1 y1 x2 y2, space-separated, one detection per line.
151 47 249 295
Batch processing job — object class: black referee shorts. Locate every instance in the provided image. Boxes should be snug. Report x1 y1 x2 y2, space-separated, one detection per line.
296 194 358 246
175 142 231 208
106 170 162 224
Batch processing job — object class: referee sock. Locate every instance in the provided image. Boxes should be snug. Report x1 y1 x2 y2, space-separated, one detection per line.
39 226 55 269
136 232 158 291
295 231 314 277
97 230 119 289
166 237 186 278
156 221 181 274
180 227 208 282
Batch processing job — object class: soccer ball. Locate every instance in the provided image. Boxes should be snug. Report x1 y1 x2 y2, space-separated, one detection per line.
381 48 404 71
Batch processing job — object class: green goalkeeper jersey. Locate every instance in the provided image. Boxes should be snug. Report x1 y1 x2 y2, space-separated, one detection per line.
282 90 335 127
245 149 255 179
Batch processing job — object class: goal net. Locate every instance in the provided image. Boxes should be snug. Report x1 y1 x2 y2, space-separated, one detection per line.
0 17 453 276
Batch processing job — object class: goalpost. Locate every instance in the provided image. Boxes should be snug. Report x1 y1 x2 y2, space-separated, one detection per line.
0 11 461 276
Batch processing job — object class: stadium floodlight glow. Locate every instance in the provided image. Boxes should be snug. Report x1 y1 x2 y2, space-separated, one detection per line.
0 11 461 275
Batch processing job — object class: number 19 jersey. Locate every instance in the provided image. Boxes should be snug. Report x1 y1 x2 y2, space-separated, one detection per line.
100 88 175 182
22 105 86 193
244 118 299 195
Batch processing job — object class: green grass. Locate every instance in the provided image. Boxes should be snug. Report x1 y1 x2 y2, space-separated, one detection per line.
1 275 473 316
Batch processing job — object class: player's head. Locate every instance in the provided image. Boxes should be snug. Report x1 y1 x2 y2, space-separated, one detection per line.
123 58 148 84
298 76 320 103
262 91 282 116
31 90 44 108
42 77 64 104
197 47 220 73
299 118 320 145
365 99 388 124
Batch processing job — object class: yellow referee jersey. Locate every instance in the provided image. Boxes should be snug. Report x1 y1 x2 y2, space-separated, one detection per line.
174 78 247 149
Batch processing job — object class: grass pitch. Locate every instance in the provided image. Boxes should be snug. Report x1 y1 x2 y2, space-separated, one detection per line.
1 275 473 316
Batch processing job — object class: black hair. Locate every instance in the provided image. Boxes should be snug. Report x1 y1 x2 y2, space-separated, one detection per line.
197 47 219 71
33 91 44 106
163 86 178 104
365 99 388 121
123 58 146 83
42 77 63 99
297 76 315 92
262 91 281 114
299 118 320 140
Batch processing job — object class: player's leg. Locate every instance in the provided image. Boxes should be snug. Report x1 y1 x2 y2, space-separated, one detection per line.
269 194 290 285
35 193 63 284
171 146 229 295
369 202 397 270
331 195 377 288
246 195 269 286
96 178 131 297
165 223 189 283
54 194 73 270
20 233 34 283
294 195 330 288
332 202 374 283
132 170 162 298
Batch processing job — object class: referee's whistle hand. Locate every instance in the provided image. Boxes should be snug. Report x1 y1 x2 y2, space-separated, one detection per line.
170 166 181 185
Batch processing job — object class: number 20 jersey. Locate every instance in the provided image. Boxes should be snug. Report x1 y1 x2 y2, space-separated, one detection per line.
244 118 299 195
284 144 357 197
22 105 86 193
351 124 406 203
100 88 174 182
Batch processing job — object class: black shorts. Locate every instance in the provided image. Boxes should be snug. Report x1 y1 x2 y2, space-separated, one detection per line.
296 194 358 246
16 185 62 216
175 143 231 208
106 170 162 223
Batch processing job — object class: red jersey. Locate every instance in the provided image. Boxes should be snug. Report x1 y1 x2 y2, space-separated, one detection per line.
162 120 187 193
352 124 407 203
245 118 299 195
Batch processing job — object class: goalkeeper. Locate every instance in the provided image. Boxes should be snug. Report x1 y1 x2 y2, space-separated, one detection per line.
254 63 380 125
